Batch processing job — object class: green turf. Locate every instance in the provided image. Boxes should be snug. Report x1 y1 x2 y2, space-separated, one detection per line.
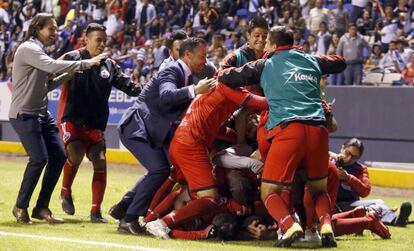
0 157 414 251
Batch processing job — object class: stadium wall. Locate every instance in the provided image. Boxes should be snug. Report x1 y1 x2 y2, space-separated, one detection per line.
325 86 414 163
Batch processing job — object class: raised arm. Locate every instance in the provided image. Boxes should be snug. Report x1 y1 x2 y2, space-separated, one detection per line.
218 59 266 88
315 55 347 75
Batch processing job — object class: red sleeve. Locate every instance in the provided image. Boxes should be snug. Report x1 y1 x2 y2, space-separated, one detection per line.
345 165 371 198
315 55 347 75
215 124 237 144
217 83 268 110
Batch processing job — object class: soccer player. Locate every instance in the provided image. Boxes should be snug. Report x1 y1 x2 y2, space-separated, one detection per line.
9 13 107 225
57 23 142 222
218 26 346 247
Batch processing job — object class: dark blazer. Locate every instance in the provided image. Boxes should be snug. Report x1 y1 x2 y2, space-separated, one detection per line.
118 61 193 147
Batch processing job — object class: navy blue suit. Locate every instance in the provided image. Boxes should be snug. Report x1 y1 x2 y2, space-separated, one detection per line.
117 61 194 220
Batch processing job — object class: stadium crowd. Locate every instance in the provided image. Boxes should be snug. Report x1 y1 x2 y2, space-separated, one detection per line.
1 0 414 85
5 0 414 249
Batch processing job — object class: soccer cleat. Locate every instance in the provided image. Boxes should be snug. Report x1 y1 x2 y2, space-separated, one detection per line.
204 224 217 239
393 201 412 227
145 219 171 239
320 223 337 247
275 222 304 247
367 212 391 239
60 193 75 215
90 212 108 223
108 204 126 220
291 228 322 248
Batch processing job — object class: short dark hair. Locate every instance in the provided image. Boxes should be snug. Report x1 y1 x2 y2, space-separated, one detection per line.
268 26 294 47
165 30 187 49
247 16 269 33
343 138 364 157
178 37 207 58
86 23 106 36
348 23 357 29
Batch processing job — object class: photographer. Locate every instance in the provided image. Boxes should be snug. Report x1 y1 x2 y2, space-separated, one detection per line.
331 138 412 227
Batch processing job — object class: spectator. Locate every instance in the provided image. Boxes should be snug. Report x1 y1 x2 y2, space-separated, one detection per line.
364 43 384 73
337 23 370 85
393 37 414 73
135 0 157 38
329 0 349 37
379 40 398 73
356 10 374 36
308 0 329 35
327 33 343 85
105 9 124 38
153 38 168 69
316 21 332 55
288 7 306 37
350 0 369 23
402 54 414 85
259 0 277 26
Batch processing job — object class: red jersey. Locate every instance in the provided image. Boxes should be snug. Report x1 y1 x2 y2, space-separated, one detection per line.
174 83 268 145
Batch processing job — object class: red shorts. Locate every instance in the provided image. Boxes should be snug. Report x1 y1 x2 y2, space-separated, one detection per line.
169 139 216 193
262 122 328 186
59 122 105 151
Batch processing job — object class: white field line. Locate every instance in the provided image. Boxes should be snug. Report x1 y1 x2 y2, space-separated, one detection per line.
0 231 174 251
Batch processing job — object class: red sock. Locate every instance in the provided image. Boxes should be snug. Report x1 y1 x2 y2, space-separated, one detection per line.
91 169 106 214
264 193 296 233
162 197 219 229
332 206 366 221
334 216 371 236
61 160 79 196
303 188 316 230
144 190 181 222
314 192 332 226
170 225 214 240
327 163 340 214
147 177 175 213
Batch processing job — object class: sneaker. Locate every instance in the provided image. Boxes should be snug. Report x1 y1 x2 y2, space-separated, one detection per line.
320 223 337 248
292 229 322 248
275 222 304 247
108 204 126 221
90 212 108 223
204 224 217 239
145 219 171 239
367 212 391 239
60 193 75 215
393 201 412 227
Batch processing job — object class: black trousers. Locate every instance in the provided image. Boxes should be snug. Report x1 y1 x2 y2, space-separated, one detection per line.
10 113 66 209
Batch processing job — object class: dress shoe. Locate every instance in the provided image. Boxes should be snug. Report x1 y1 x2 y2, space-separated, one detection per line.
60 193 75 215
91 212 108 223
12 205 32 224
108 204 126 220
118 220 144 235
32 207 64 224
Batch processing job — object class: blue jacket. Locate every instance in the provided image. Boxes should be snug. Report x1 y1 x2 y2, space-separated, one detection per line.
118 61 194 147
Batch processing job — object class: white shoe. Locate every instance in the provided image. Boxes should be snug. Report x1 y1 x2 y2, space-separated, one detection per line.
291 229 322 248
145 219 171 239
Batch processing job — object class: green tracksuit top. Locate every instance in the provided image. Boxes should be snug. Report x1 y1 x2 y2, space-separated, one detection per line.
260 49 325 130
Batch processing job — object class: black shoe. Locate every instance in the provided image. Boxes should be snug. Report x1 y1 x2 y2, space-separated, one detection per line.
60 193 75 215
118 220 144 235
91 212 108 223
393 201 412 227
108 204 126 220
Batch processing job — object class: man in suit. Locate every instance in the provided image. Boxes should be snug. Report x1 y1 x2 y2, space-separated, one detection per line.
112 37 216 235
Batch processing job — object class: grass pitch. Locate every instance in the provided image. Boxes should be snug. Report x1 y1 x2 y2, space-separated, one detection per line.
0 155 414 251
